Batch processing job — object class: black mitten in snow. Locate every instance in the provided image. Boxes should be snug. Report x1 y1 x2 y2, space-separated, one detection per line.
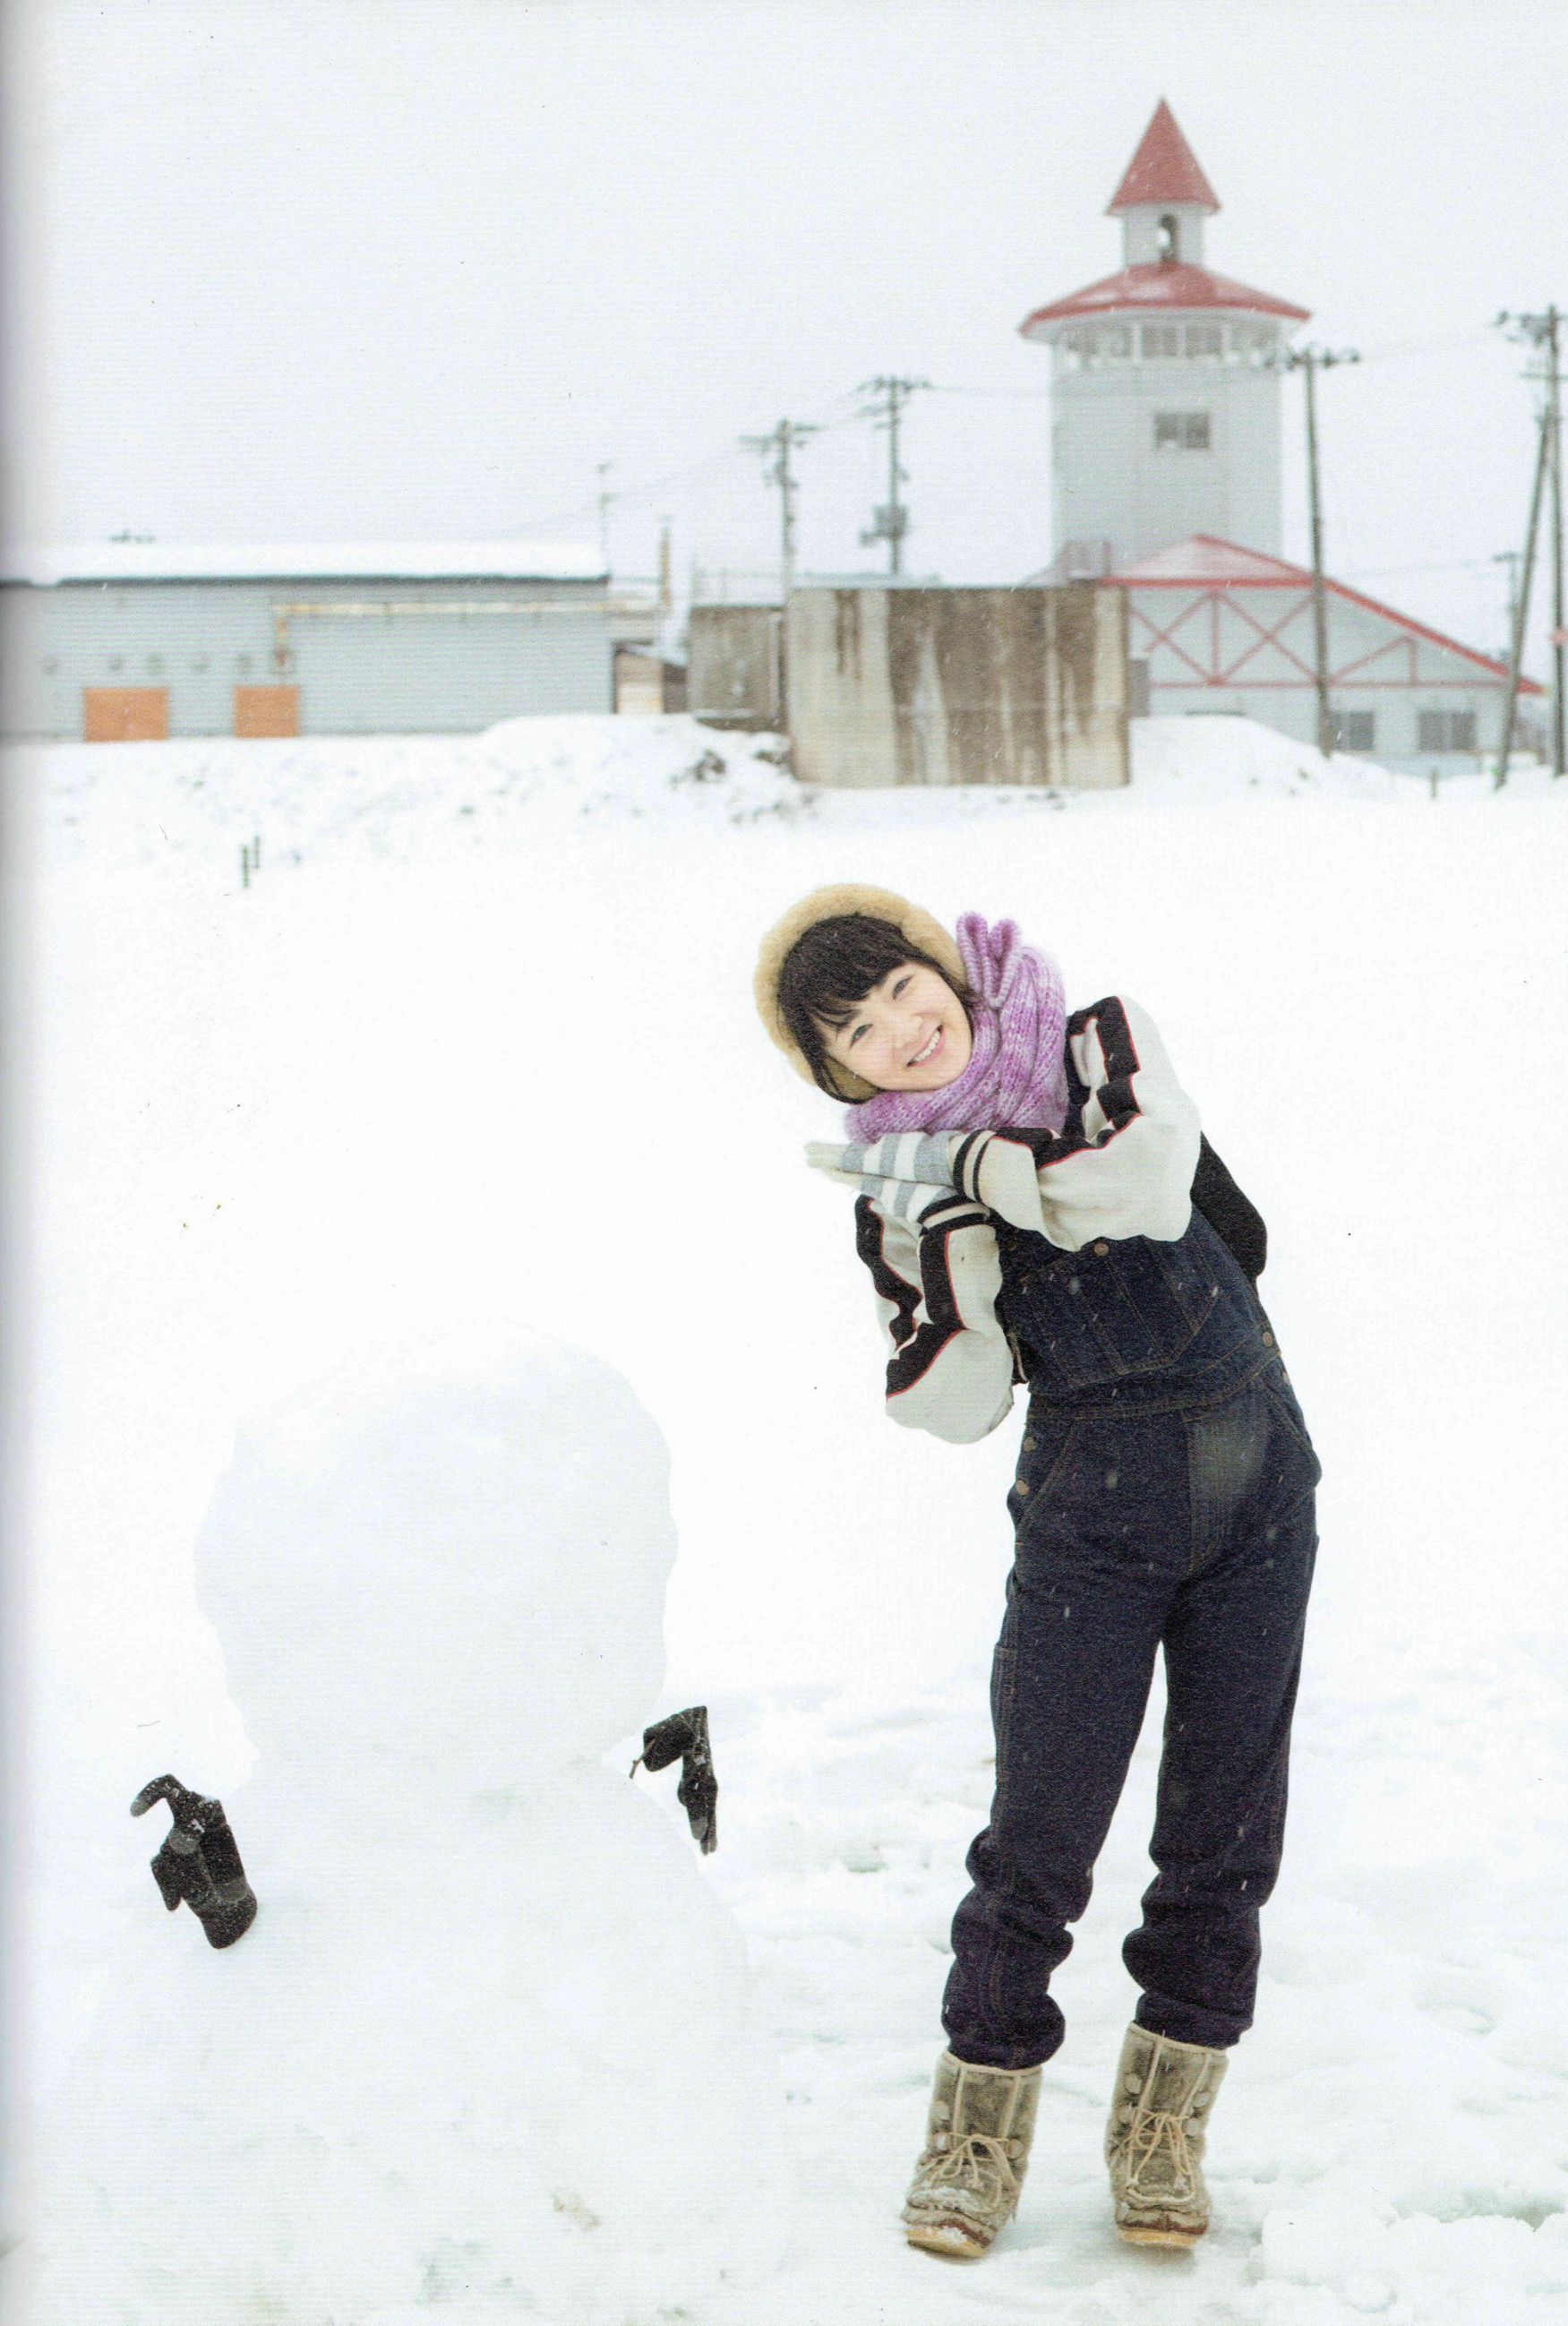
131 1773 259 1949
630 1706 718 1855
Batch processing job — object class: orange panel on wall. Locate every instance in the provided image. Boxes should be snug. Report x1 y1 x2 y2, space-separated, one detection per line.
83 686 169 742
234 684 301 738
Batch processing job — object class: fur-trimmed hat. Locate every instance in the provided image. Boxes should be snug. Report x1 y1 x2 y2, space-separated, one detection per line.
752 882 965 1102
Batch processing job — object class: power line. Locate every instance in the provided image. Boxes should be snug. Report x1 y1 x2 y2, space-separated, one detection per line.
1346 323 1494 366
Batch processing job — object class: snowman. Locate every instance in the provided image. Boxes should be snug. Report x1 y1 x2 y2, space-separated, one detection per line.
31 1323 790 2325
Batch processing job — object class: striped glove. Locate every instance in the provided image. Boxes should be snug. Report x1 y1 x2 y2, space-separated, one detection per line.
805 1129 1045 1232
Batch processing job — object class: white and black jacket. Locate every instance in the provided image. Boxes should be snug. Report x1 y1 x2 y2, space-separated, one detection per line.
851 995 1266 1445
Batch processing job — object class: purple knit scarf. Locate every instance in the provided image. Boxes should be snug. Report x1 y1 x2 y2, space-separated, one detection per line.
843 912 1070 1138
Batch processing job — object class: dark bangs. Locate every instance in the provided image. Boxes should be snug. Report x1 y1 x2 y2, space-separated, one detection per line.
777 914 968 1096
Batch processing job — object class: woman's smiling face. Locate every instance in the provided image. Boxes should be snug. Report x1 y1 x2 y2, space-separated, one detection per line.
818 961 973 1093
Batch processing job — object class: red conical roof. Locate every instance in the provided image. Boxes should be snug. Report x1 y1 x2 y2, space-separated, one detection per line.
1107 100 1219 215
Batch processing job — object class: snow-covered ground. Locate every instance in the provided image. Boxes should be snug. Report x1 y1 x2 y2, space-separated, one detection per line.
8 713 1568 2324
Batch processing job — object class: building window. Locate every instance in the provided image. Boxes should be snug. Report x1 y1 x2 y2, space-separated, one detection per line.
236 653 253 674
1142 324 1182 360
1154 411 1212 451
1414 702 1479 749
108 655 124 672
146 654 164 674
1185 322 1222 359
1339 710 1376 753
1101 325 1131 359
1418 708 1478 752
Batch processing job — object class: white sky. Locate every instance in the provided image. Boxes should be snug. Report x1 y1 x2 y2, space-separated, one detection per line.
5 0 1567 665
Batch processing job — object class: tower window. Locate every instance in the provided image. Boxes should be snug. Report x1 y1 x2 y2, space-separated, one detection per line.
1142 324 1182 360
1154 412 1212 451
1157 212 1179 262
1185 323 1222 359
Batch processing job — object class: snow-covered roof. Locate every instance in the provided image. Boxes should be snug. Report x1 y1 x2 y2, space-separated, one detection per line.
4 540 607 587
1107 101 1221 215
1110 535 1544 691
1021 261 1309 335
1114 538 1311 586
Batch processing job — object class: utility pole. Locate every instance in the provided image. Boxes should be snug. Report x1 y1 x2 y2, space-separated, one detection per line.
1492 549 1522 665
857 376 930 576
1498 308 1564 776
595 461 620 578
1275 346 1359 759
741 418 820 600
1494 403 1552 789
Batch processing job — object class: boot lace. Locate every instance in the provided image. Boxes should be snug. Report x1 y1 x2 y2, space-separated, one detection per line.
1122 2107 1196 2198
928 2130 1020 2207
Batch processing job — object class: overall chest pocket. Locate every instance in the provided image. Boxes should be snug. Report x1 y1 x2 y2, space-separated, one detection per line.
1006 1229 1221 1392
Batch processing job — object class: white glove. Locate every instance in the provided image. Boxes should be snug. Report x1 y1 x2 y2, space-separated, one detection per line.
805 1129 1047 1234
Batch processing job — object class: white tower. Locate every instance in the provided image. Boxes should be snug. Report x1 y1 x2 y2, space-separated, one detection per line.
1021 101 1310 575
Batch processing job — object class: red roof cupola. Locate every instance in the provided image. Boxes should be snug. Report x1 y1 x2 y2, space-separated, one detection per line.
1107 100 1219 216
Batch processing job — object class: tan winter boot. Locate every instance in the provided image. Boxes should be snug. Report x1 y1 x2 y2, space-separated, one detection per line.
1104 2023 1228 2248
902 2050 1041 2261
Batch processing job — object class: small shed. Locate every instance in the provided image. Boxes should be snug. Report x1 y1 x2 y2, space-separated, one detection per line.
0 540 615 741
613 646 688 715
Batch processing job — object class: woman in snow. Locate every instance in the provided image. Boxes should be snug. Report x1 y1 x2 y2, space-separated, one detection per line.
753 884 1321 2260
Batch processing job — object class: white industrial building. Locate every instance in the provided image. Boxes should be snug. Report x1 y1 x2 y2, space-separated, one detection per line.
0 540 666 742
1020 103 1541 766
1110 535 1540 771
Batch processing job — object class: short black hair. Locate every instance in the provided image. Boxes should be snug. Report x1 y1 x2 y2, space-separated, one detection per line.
777 913 970 1098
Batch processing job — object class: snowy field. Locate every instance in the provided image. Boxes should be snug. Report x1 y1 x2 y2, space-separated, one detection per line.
7 712 1568 2325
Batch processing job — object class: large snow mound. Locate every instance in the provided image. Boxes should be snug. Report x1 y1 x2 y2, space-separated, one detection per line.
17 708 1557 879
25 712 806 871
1132 713 1411 798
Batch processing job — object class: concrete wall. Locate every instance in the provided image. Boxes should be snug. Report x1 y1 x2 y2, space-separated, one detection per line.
686 604 782 726
786 584 1128 789
0 575 613 739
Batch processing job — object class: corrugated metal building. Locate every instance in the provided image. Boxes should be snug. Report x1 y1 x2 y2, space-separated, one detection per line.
0 540 621 741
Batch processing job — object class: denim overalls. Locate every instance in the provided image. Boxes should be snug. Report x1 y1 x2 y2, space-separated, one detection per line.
940 1193 1323 2071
